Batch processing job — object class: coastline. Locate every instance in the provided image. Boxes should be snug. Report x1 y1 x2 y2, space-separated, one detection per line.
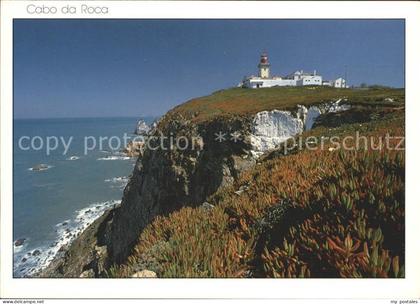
35 206 118 278
21 87 406 279
12 116 141 277
32 144 137 278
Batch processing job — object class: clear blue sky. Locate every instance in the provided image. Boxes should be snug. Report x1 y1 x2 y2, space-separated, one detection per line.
14 19 404 119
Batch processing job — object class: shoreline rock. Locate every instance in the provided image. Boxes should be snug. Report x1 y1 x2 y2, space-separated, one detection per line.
122 140 144 158
14 238 26 247
134 120 151 135
30 164 50 171
35 209 115 278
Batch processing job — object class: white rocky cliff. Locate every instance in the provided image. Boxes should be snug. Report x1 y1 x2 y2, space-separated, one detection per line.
249 110 304 156
249 99 350 156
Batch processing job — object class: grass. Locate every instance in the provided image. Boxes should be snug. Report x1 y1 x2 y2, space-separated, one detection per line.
108 104 405 278
167 86 405 123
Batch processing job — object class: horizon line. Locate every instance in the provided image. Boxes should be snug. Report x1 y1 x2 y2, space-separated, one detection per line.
13 115 161 120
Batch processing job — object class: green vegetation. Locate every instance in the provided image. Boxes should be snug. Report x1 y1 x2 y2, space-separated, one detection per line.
109 97 405 278
168 86 404 123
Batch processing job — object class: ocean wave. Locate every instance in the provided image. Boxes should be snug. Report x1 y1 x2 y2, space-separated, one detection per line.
13 199 121 278
66 156 80 161
28 164 53 171
104 176 129 183
104 176 130 189
13 242 26 254
97 155 130 161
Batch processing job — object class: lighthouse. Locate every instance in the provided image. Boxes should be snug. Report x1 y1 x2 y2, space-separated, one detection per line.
258 52 270 79
241 53 346 89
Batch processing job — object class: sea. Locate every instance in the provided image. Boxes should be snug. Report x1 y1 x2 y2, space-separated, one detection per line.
13 117 154 277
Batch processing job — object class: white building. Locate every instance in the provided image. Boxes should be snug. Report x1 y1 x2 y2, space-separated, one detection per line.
285 70 322 86
241 53 347 89
334 77 347 88
242 77 294 89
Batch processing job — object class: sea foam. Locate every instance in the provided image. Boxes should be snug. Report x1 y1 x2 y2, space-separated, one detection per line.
13 199 121 277
105 176 130 189
97 155 130 161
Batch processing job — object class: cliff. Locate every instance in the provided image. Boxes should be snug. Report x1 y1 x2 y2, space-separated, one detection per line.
39 86 405 278
106 86 373 264
105 114 256 263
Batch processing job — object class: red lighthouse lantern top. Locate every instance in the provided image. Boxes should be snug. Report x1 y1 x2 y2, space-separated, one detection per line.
260 52 269 64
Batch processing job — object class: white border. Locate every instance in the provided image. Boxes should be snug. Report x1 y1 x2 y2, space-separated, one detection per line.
1 1 420 299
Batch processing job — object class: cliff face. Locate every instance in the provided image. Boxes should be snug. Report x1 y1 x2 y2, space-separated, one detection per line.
109 94 404 278
105 114 256 263
106 98 352 264
37 87 405 277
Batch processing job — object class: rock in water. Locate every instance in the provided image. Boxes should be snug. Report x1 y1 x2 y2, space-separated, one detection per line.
31 164 49 171
14 238 26 246
134 120 151 135
131 270 157 278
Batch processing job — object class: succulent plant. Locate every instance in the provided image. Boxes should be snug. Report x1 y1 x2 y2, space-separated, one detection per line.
109 109 404 278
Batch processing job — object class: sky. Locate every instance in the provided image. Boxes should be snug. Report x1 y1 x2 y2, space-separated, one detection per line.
14 19 404 119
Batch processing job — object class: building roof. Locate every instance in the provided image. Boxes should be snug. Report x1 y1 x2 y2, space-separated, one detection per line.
288 70 317 77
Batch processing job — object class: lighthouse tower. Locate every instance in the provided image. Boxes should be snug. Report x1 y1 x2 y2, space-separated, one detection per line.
258 52 270 79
